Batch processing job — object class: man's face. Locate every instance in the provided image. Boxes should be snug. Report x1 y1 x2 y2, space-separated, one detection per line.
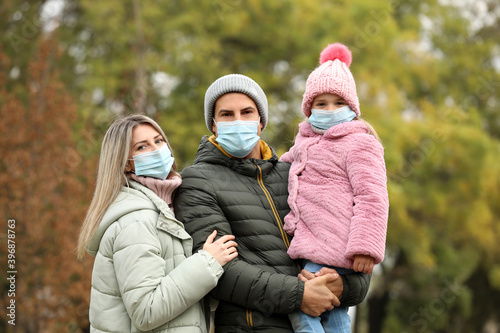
212 93 263 136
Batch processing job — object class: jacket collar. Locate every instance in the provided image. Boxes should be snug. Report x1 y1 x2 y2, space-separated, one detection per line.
128 181 190 240
86 180 189 257
194 135 279 177
207 135 273 160
128 180 173 218
299 120 369 139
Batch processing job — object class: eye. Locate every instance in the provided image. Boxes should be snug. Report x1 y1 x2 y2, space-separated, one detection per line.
336 100 347 106
137 145 146 151
155 138 164 144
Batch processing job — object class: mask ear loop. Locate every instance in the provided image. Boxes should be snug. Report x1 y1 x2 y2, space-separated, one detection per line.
213 118 219 136
127 156 135 174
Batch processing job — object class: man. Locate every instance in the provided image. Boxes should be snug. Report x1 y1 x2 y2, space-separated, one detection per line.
174 74 370 332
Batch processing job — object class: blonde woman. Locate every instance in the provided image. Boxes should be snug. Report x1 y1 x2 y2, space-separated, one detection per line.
77 114 238 333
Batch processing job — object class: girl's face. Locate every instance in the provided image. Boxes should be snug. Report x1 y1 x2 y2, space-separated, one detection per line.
311 93 347 112
125 124 166 172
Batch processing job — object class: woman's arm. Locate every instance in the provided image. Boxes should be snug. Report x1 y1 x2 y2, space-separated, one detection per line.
113 215 223 331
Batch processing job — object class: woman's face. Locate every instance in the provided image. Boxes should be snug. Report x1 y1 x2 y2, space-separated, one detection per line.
125 124 166 172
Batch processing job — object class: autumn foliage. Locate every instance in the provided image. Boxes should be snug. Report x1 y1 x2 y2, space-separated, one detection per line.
0 37 94 332
1 0 500 332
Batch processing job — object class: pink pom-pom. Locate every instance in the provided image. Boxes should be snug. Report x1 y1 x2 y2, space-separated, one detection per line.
319 43 352 67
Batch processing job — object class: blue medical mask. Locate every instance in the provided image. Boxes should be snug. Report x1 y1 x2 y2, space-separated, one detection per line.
131 144 174 180
214 119 261 158
308 106 357 130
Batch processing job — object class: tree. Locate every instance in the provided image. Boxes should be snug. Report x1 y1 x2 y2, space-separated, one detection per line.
58 0 408 167
0 36 94 332
1 0 499 331
365 1 500 332
367 103 500 332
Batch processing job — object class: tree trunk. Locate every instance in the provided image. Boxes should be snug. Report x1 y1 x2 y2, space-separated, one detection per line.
367 288 390 333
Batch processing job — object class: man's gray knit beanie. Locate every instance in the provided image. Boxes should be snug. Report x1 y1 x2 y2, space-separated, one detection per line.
204 74 268 134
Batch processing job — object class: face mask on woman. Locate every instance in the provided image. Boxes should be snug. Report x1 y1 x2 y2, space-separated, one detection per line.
214 119 261 158
131 144 174 180
308 106 357 130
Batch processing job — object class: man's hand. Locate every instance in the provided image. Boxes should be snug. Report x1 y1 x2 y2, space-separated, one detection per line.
299 268 344 299
300 274 340 317
353 255 375 274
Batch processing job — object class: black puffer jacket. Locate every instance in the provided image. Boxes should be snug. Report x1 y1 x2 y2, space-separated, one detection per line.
174 136 370 333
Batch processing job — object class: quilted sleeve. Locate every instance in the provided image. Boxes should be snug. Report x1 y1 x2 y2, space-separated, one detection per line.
112 212 222 331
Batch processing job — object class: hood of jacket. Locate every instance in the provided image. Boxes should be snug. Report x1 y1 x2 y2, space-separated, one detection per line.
86 180 182 257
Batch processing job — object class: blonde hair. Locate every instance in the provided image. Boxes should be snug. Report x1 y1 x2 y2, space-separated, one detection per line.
355 117 382 144
77 114 177 260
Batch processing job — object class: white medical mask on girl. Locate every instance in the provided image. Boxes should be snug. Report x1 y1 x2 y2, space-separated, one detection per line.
308 106 357 130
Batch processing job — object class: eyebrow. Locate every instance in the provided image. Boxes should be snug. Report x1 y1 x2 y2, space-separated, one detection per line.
133 134 162 148
315 98 345 103
218 105 256 112
216 109 235 115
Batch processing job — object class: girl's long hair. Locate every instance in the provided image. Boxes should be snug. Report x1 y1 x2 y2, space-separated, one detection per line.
76 114 177 260
355 117 382 143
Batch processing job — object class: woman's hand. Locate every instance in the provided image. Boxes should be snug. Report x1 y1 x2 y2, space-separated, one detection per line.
202 230 238 266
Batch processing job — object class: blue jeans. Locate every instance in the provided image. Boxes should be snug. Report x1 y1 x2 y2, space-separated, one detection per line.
289 260 353 333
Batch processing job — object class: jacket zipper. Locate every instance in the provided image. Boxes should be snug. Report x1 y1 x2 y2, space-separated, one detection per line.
246 309 253 327
246 165 293 327
255 164 290 248
255 165 299 272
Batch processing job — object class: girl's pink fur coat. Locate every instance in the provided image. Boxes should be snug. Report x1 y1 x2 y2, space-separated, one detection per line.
281 121 389 269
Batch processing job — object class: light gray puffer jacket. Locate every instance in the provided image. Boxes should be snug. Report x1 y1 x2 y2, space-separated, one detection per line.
86 180 223 333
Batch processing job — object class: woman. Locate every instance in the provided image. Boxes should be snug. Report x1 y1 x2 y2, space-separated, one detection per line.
77 114 238 332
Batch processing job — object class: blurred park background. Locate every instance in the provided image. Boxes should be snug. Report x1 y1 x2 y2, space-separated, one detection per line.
1 0 500 332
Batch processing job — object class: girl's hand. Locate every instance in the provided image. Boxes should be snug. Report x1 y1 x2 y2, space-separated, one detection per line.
202 230 238 266
353 254 375 274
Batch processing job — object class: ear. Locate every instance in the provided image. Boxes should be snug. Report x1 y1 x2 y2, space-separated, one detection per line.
125 160 133 172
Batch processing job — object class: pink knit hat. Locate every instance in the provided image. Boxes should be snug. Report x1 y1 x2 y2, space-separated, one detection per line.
302 43 360 117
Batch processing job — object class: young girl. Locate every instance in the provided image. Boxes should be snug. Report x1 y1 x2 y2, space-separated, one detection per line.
281 43 389 332
77 114 238 333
